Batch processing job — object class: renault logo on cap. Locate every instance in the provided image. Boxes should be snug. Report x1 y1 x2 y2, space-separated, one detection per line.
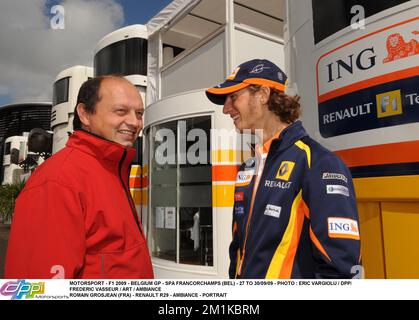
250 64 271 74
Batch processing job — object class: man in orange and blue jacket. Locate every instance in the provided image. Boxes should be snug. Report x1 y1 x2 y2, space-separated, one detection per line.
206 59 361 278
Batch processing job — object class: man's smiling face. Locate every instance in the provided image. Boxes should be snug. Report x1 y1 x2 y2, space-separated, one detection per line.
82 77 144 147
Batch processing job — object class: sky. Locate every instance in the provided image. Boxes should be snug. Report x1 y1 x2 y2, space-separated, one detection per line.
0 0 172 106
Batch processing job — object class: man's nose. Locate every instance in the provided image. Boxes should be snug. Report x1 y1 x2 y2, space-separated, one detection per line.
126 111 141 130
223 98 232 115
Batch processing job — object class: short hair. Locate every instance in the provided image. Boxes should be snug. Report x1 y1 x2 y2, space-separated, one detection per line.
72 75 126 131
248 85 301 124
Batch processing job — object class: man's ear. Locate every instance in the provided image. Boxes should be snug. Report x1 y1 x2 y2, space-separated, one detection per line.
259 86 271 104
76 103 90 129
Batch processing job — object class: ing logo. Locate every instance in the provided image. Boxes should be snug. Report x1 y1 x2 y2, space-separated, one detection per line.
276 161 295 181
376 90 402 118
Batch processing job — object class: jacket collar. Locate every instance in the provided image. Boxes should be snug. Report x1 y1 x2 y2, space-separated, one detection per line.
269 120 308 154
66 130 136 163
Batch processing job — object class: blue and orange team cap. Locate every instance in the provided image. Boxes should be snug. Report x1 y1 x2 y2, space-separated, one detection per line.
205 59 288 105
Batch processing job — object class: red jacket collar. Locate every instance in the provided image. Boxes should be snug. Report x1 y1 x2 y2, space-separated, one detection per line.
66 130 136 163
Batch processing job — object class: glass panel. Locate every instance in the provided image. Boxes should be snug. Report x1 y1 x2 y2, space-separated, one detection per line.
149 116 213 266
4 142 11 155
312 0 411 44
131 137 142 165
52 77 70 106
94 38 147 76
179 116 213 266
126 38 148 76
19 141 25 162
179 206 213 266
150 120 177 262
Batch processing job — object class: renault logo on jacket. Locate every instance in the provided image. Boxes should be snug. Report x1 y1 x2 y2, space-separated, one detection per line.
276 161 295 181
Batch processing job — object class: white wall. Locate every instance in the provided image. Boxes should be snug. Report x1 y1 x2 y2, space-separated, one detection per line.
161 32 226 98
234 28 284 69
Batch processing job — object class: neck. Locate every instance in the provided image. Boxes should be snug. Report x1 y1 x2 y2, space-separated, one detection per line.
256 113 289 144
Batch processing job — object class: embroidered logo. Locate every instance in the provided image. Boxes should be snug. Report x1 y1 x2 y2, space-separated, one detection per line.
322 172 348 183
326 185 349 197
328 217 360 240
227 67 241 80
250 64 271 74
276 161 295 181
236 170 254 187
234 192 244 202
264 204 282 218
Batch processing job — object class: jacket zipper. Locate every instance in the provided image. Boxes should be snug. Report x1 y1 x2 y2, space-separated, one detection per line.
119 149 143 236
237 149 265 277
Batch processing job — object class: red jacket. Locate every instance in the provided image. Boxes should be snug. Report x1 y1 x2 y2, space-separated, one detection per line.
5 130 154 279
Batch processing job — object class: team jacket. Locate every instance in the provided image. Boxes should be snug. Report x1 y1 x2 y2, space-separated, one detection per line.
229 121 361 279
5 130 154 279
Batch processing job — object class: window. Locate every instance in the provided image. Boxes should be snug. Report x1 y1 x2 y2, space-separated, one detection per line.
4 142 11 155
312 0 411 44
150 120 178 262
94 38 148 76
149 116 213 266
132 137 142 165
52 77 70 106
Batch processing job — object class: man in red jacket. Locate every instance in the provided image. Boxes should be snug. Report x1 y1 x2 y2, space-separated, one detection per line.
5 76 154 279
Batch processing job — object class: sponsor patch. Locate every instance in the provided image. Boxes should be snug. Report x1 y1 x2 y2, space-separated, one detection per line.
234 192 244 202
326 184 349 197
235 204 244 216
244 157 256 168
264 180 292 189
236 170 254 186
264 204 282 218
328 217 360 240
322 172 348 183
276 161 295 181
227 67 241 80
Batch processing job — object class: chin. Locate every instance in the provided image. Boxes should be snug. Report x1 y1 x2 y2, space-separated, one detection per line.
117 140 134 148
234 123 245 132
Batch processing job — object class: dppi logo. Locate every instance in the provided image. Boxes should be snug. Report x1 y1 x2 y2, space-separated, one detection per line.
0 280 45 299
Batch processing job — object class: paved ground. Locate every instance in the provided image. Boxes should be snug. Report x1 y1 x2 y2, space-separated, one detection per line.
0 223 10 278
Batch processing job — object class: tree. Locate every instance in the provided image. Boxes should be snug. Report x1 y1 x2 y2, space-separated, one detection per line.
0 180 26 224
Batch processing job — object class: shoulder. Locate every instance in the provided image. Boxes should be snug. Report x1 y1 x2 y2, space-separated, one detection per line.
23 147 93 193
298 136 348 170
295 138 352 190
